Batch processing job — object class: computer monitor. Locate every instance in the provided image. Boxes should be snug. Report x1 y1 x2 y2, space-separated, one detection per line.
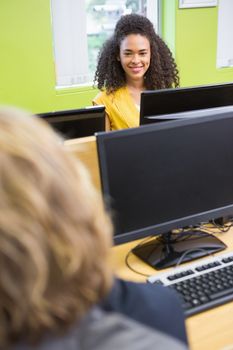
96 109 233 270
142 105 233 124
140 82 233 125
38 105 105 139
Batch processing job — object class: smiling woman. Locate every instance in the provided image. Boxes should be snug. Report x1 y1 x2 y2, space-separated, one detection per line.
50 0 160 88
93 13 179 131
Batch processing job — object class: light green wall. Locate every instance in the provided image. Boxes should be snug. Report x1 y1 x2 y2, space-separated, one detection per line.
0 0 97 113
161 0 176 56
1 0 233 113
162 0 233 87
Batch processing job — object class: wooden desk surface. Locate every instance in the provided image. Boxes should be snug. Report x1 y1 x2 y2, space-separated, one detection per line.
111 230 233 350
64 136 101 190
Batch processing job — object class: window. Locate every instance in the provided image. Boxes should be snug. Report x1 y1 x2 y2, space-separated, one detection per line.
217 0 233 68
50 0 160 88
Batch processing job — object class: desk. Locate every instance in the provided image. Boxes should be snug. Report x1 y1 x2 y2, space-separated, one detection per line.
111 231 233 350
65 136 233 350
64 136 100 190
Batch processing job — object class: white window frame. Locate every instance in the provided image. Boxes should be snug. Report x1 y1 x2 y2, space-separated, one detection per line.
179 0 217 8
50 0 160 89
217 0 233 68
50 0 89 87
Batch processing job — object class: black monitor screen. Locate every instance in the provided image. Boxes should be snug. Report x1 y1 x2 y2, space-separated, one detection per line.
38 106 105 139
140 82 233 125
97 110 233 268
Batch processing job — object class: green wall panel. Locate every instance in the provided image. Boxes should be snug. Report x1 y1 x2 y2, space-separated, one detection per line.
0 0 96 113
163 0 233 87
161 0 176 56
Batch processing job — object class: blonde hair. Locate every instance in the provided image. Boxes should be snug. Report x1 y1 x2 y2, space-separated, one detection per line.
0 107 113 348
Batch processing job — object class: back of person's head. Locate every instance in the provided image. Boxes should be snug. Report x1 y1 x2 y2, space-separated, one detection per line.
0 107 113 349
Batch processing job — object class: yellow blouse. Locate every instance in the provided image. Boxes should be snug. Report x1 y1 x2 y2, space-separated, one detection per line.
93 86 139 130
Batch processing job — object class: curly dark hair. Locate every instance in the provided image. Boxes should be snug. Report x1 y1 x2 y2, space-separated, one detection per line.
94 14 179 93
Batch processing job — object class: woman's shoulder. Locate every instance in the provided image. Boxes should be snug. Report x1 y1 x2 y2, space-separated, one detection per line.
101 278 188 344
93 87 128 104
93 90 112 107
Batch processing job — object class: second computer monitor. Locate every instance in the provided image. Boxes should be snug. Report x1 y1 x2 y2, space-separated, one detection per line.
38 105 105 139
140 82 233 125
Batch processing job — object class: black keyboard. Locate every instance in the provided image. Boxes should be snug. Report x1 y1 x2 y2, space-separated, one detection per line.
147 252 233 316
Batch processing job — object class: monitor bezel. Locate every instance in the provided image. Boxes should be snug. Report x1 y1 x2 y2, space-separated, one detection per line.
97 110 233 245
38 105 105 139
140 82 233 125
38 105 105 119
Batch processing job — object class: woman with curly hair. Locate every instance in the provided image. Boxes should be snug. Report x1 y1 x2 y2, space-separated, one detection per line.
93 13 179 131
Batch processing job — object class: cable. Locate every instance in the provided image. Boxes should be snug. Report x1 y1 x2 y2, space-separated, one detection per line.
209 219 233 232
124 249 151 277
124 221 233 277
175 248 214 268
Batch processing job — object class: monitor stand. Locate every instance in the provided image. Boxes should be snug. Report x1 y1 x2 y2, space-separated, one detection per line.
132 231 227 270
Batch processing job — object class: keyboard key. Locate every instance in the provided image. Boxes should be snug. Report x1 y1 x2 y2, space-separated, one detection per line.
210 287 233 300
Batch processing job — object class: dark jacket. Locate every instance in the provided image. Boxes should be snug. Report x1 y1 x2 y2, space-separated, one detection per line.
101 278 188 344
